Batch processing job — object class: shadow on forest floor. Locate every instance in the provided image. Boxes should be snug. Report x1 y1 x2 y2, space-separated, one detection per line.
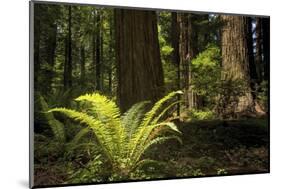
145 118 269 178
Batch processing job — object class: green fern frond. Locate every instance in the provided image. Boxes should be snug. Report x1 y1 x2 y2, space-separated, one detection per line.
132 135 182 166
48 107 116 163
129 91 182 160
142 136 182 153
141 91 183 127
47 91 182 178
121 101 150 139
66 127 91 151
151 100 184 125
39 95 65 142
132 122 182 163
75 93 125 155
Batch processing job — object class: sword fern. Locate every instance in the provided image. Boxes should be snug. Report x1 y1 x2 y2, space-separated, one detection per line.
48 91 183 178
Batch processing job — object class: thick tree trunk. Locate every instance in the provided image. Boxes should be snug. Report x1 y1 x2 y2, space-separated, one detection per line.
262 18 270 81
171 12 181 116
114 9 164 112
221 15 254 114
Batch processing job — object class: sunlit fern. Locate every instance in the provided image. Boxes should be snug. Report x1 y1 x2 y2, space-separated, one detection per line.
48 91 183 177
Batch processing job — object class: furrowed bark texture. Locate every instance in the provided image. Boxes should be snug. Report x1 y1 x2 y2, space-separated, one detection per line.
221 15 254 113
115 9 164 112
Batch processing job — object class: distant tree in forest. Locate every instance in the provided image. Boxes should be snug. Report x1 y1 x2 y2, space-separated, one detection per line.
255 18 263 82
64 5 73 90
261 18 270 82
171 12 181 115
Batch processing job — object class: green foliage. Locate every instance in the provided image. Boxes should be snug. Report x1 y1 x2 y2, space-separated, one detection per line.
192 169 205 176
67 155 109 183
36 94 66 142
191 44 221 108
215 78 248 118
187 109 215 120
34 94 95 164
49 91 183 179
256 80 268 112
158 22 177 91
217 168 227 175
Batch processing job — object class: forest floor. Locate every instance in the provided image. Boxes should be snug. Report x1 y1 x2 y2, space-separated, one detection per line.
144 118 269 179
34 118 269 185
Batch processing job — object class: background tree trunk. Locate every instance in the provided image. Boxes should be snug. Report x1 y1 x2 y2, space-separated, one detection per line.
262 18 270 81
100 14 104 91
247 17 257 99
92 11 96 88
221 15 254 114
171 12 181 116
179 14 199 110
108 18 114 94
255 18 263 83
80 46 85 84
179 14 188 109
45 23 57 92
64 6 72 90
95 13 101 90
114 9 164 112
34 5 41 91
186 14 198 109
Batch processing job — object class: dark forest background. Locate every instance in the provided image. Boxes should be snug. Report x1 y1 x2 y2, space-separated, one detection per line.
33 3 269 187
34 4 269 116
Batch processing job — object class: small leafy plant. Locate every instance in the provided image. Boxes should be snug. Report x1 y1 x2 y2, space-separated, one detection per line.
49 91 183 179
187 109 215 120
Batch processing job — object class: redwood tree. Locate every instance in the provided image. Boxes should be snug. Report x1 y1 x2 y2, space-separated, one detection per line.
114 9 164 112
221 15 254 113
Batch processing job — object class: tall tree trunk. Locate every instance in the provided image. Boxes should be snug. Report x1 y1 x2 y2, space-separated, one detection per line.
46 23 57 92
100 15 104 91
95 13 101 91
64 6 72 90
80 46 85 84
34 5 41 91
171 12 181 116
115 9 164 112
255 18 263 82
186 14 198 109
262 17 270 81
220 15 254 115
247 17 257 98
92 11 96 88
108 18 113 94
179 13 188 108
